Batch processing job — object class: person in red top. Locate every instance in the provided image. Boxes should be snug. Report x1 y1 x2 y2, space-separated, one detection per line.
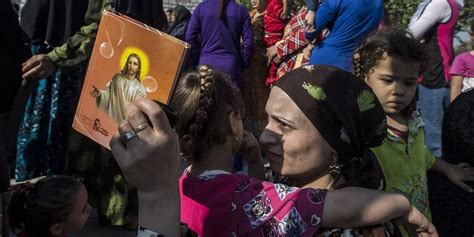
264 0 291 85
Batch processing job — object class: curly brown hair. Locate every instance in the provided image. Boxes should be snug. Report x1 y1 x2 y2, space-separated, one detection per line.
353 28 427 116
171 65 243 162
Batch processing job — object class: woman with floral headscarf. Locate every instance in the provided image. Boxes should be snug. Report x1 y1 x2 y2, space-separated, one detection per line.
255 64 395 236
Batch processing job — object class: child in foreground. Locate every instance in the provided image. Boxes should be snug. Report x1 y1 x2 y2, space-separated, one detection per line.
9 176 90 237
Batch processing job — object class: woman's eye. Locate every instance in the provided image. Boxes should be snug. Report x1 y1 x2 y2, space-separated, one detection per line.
279 121 291 129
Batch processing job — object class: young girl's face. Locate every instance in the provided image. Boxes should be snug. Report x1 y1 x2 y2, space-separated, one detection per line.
60 184 91 233
365 54 420 115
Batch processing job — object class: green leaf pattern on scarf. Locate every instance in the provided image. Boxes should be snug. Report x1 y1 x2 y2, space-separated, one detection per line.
302 82 327 101
357 90 376 112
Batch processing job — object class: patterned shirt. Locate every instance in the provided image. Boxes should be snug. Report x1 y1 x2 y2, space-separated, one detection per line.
275 7 310 78
179 170 327 236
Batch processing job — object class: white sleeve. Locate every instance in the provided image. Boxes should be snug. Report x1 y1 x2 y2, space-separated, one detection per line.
408 1 452 40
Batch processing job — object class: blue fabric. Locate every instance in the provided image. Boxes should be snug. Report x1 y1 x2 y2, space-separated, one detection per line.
185 0 253 83
417 85 450 158
14 45 84 181
304 0 322 12
307 0 383 72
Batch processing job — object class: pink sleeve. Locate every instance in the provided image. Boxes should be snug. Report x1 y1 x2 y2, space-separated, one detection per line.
231 178 327 236
450 54 466 76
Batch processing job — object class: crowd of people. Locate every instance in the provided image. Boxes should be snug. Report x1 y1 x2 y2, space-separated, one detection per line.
1 0 474 236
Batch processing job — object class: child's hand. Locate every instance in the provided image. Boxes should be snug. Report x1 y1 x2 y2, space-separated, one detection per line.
446 162 474 193
266 46 278 65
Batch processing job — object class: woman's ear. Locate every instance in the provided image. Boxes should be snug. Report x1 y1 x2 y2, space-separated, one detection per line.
49 223 64 236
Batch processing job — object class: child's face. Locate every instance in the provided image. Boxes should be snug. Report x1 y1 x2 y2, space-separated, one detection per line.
59 184 91 233
365 54 420 115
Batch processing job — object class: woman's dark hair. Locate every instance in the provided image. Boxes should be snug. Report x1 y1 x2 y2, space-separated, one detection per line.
171 65 243 162
353 28 427 116
9 176 83 237
121 53 141 80
171 5 191 26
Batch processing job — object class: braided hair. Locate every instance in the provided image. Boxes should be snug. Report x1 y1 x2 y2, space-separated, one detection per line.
172 65 243 162
353 28 426 116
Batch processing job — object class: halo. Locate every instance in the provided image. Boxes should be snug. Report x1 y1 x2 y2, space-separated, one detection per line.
120 47 149 80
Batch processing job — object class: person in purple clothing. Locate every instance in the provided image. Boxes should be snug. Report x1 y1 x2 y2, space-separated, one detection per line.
185 0 254 86
305 0 383 72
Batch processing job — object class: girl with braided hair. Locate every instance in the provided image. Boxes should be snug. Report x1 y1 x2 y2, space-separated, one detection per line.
111 65 438 236
353 28 474 235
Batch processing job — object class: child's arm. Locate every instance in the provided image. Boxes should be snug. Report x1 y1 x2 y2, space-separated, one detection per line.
323 187 437 236
430 159 474 193
305 0 335 44
450 75 463 102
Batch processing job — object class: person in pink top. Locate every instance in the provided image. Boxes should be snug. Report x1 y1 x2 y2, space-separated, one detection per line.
450 20 474 102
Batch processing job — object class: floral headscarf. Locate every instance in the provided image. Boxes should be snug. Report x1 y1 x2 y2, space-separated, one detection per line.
275 65 387 189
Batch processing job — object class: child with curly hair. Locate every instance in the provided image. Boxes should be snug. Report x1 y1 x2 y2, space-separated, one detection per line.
353 28 474 235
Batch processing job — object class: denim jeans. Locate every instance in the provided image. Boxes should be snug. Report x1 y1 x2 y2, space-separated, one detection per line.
417 85 450 158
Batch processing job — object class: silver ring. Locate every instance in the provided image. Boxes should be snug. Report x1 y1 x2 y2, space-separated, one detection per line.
134 123 149 133
121 130 137 142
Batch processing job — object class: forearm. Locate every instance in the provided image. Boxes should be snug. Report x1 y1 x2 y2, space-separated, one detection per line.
322 187 410 228
450 75 463 102
430 158 451 175
138 187 181 236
